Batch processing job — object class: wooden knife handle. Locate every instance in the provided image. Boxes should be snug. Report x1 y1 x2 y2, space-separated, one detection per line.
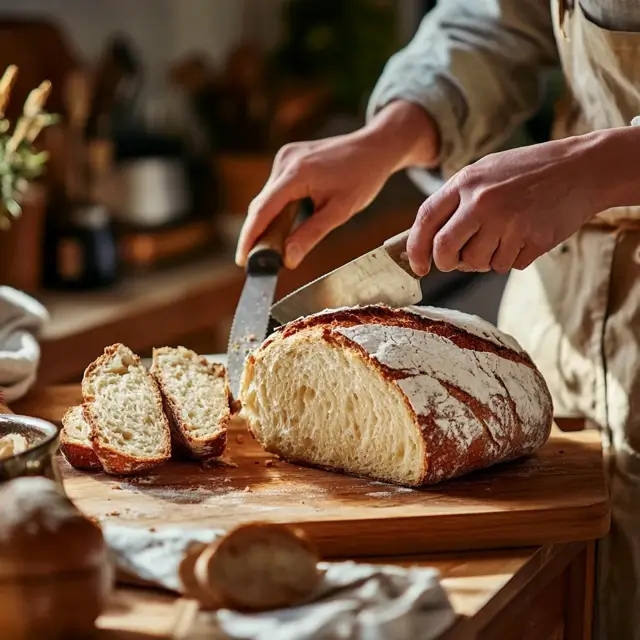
383 229 419 278
247 202 299 273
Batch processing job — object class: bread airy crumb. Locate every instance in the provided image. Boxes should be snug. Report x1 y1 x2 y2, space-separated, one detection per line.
151 347 230 460
82 343 172 475
60 405 102 471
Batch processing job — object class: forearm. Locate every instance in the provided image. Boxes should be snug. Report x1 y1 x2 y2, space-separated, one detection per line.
588 126 640 211
367 0 558 180
357 100 440 173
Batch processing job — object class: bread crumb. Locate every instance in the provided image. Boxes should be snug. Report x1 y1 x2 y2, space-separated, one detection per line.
112 485 123 491
243 486 251 492
265 459 275 468
202 456 238 469
235 434 244 444
106 510 121 517
149 527 156 532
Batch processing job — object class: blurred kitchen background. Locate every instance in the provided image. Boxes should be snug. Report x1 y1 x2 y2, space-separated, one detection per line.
0 0 560 383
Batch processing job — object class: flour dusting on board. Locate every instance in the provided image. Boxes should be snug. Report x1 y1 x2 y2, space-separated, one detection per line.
113 478 330 509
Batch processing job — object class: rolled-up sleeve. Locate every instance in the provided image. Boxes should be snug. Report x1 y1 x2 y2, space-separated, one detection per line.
367 0 558 191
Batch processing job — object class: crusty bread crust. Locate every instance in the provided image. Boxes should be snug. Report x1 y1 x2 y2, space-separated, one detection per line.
243 305 554 487
60 406 102 471
82 344 171 475
150 347 231 460
193 523 320 611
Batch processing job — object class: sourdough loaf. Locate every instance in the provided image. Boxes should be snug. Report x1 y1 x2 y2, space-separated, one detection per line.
60 405 102 471
82 344 171 475
150 346 231 459
240 305 554 487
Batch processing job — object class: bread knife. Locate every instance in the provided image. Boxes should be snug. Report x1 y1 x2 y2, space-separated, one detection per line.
227 203 299 400
270 229 422 325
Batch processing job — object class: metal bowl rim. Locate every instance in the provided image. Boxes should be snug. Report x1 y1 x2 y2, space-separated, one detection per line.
0 414 59 463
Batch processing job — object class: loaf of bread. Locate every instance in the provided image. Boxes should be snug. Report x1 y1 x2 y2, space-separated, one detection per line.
150 347 231 459
240 305 554 487
60 405 102 471
82 344 171 475
189 523 320 611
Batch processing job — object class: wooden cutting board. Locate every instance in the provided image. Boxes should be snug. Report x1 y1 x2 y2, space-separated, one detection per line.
13 385 610 558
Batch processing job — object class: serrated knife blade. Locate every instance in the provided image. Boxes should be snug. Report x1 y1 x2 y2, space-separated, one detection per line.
271 229 422 325
227 203 299 400
227 272 277 400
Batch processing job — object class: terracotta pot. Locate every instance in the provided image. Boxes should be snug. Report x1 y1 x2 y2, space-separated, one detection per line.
0 184 47 292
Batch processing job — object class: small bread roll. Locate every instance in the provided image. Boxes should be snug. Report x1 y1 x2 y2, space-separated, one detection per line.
190 523 320 611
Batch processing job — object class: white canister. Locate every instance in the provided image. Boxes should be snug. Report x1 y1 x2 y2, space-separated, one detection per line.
110 158 189 228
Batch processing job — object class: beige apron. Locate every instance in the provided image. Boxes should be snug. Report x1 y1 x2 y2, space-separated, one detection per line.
498 2 640 638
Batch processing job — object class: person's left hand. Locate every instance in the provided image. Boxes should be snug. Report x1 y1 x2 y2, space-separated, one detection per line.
406 136 606 276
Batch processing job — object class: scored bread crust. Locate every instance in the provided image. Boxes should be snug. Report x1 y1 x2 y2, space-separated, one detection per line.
82 344 171 475
60 406 103 471
150 347 231 460
241 305 554 487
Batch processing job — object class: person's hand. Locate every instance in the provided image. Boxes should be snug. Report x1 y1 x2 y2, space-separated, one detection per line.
407 135 609 276
235 101 439 269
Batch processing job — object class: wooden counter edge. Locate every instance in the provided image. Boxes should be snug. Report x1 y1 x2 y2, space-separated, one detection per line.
97 542 596 639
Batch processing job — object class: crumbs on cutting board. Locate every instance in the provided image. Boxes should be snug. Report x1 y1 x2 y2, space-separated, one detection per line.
202 456 238 469
110 478 331 512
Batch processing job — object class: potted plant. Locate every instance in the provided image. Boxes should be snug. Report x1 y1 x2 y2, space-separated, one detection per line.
0 65 56 291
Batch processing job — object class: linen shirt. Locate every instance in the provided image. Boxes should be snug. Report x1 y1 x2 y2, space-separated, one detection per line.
367 1 640 186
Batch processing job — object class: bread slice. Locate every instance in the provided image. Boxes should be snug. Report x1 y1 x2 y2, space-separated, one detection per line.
82 344 171 475
60 405 102 471
150 347 230 459
240 305 553 487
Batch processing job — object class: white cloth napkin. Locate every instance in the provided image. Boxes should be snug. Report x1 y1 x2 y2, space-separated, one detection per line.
216 562 455 640
104 524 456 640
0 287 48 403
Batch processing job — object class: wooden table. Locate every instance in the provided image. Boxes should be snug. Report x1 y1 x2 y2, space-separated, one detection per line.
13 388 608 639
97 544 593 640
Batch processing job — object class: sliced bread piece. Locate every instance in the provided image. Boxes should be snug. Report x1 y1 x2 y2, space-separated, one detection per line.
60 405 102 471
150 346 230 459
82 344 171 475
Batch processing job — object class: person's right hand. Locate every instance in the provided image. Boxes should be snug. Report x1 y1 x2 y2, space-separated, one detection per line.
235 101 440 269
